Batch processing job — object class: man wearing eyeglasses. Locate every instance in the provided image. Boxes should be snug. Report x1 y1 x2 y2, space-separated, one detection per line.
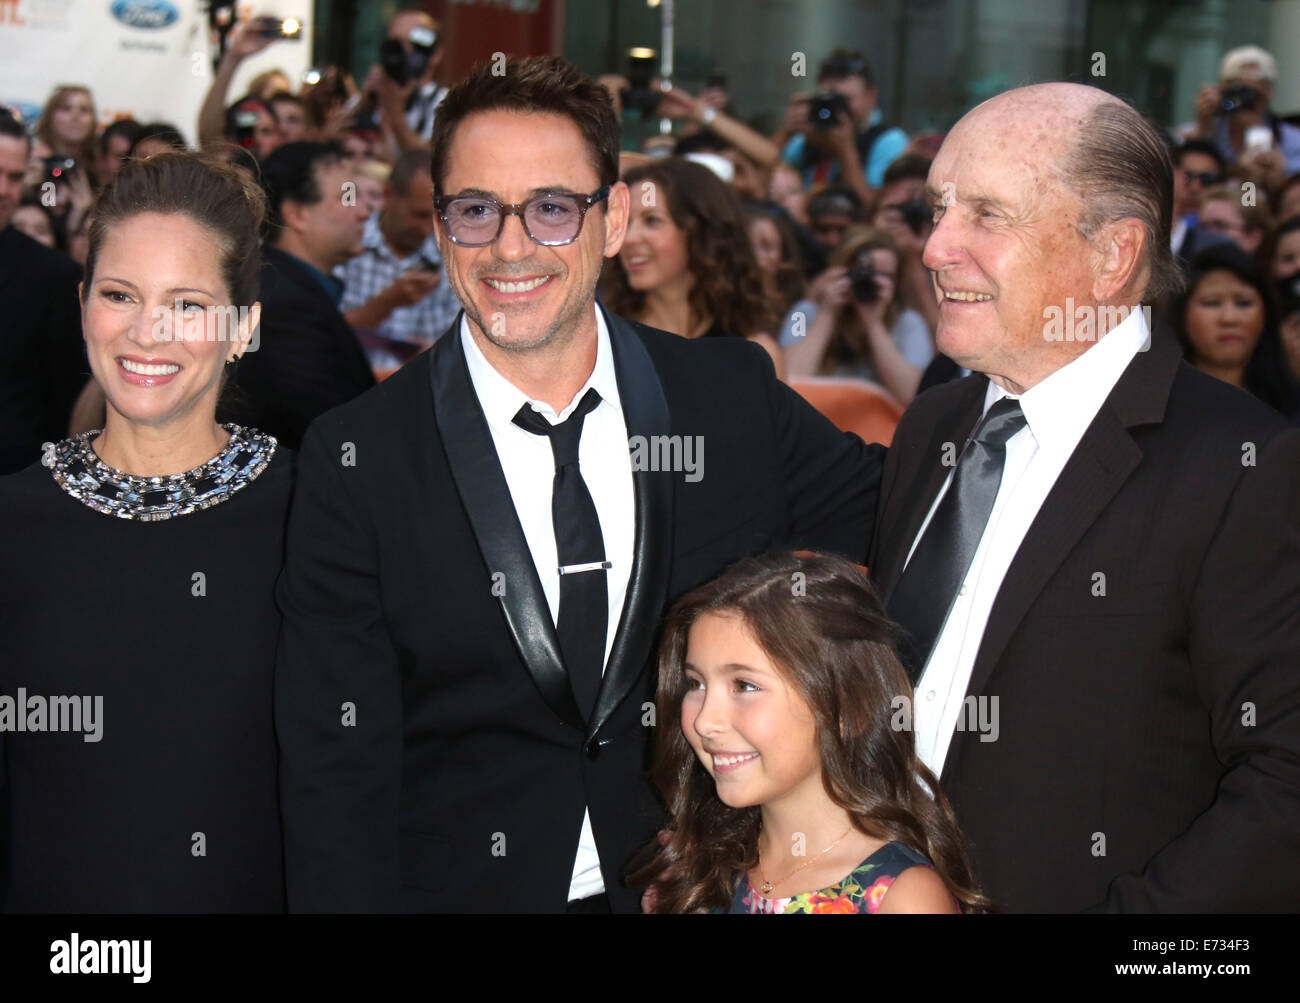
274 55 886 913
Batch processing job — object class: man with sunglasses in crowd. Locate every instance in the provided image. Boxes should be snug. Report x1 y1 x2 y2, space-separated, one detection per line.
1170 138 1228 264
273 56 886 914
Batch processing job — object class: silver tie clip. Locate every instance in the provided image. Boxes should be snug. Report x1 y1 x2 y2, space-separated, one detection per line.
558 560 612 576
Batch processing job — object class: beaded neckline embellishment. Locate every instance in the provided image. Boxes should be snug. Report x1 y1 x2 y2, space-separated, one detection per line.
43 424 277 521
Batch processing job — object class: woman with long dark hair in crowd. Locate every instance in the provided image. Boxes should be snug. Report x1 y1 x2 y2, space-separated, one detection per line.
630 551 991 914
746 201 806 325
602 157 785 378
1174 242 1300 419
0 152 291 912
783 225 933 405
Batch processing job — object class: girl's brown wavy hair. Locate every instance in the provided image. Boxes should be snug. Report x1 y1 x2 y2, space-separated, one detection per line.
601 157 773 338
627 551 994 914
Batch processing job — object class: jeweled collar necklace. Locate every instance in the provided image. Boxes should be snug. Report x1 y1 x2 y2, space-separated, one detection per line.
44 424 277 522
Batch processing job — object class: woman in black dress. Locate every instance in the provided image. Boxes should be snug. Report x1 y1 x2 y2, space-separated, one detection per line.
0 152 290 911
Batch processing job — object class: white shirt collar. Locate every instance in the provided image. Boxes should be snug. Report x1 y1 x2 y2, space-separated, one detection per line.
460 305 622 432
983 303 1150 453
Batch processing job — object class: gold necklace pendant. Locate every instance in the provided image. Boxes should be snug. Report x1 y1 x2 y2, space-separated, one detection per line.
756 823 854 898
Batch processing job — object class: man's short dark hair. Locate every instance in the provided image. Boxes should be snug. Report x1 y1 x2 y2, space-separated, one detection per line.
0 108 29 152
267 91 305 111
882 152 931 188
808 184 865 220
259 140 345 236
100 119 145 156
1173 137 1226 175
818 48 875 89
430 55 619 196
129 122 186 157
390 148 432 196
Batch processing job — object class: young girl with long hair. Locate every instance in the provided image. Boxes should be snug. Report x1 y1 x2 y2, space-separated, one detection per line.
630 551 992 914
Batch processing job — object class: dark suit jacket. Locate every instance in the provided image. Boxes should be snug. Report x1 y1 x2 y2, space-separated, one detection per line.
220 247 375 448
274 307 885 912
0 226 85 474
868 333 1300 912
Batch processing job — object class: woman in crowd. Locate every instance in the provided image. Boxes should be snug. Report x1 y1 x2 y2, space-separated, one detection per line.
36 84 98 168
28 85 99 248
746 201 806 325
1174 242 1300 419
603 157 784 378
783 225 933 405
630 551 990 914
1270 215 1300 383
0 153 291 912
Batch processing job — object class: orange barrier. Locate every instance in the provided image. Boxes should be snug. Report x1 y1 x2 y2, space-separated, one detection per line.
789 377 903 447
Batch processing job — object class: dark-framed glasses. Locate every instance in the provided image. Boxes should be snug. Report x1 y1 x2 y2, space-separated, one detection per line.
434 185 611 247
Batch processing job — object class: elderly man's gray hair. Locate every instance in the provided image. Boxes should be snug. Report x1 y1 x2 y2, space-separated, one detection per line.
1059 100 1184 301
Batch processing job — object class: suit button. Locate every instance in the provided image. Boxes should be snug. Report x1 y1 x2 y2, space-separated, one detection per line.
585 739 601 760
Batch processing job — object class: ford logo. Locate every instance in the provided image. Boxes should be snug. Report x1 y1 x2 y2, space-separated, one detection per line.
110 0 179 30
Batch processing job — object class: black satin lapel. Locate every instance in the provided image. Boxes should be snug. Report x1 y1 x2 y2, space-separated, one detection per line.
880 379 986 597
589 310 673 740
429 334 585 731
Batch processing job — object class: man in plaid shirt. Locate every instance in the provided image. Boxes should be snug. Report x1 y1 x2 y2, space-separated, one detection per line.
337 150 462 350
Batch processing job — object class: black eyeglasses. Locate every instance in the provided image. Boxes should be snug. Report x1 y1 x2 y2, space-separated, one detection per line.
1183 170 1225 187
434 186 611 247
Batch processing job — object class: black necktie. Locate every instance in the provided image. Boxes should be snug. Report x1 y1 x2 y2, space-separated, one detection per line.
887 397 1028 684
512 388 608 718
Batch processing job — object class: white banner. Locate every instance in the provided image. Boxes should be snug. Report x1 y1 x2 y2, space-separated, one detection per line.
0 1 314 147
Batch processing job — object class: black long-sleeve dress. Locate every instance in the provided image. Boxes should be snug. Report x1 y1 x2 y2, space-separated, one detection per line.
0 425 291 912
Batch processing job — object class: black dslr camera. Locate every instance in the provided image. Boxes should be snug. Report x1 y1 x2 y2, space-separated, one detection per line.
896 199 931 236
808 91 851 129
850 260 880 303
381 25 437 86
1220 85 1261 115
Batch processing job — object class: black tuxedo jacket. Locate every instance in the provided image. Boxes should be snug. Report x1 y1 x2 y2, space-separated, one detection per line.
274 308 884 912
0 226 85 474
219 247 375 449
869 333 1300 911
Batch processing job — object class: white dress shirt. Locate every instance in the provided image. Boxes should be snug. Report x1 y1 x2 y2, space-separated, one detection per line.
906 308 1150 774
460 307 635 902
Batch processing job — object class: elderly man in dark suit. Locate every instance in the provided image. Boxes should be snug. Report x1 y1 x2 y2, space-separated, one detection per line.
0 111 85 473
869 83 1300 912
274 57 885 913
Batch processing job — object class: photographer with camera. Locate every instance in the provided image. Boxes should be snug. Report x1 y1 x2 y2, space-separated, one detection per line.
774 50 906 217
361 9 446 155
1191 46 1300 194
782 225 932 405
873 152 938 337
198 15 300 156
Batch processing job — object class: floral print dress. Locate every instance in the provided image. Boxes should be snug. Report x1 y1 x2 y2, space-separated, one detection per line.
729 841 939 914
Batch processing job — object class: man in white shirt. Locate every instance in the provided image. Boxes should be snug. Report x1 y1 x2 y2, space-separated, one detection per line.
869 83 1300 912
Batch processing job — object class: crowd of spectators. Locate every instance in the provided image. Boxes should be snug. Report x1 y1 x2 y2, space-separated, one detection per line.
3 21 1300 474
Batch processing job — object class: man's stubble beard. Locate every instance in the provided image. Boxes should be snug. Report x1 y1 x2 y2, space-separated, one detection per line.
464 270 598 357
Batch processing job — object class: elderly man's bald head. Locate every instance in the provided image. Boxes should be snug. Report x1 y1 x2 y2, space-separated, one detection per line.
956 82 1123 155
923 83 1177 391
959 83 1179 300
